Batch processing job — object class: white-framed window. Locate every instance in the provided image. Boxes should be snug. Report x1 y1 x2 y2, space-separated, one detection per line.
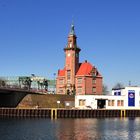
108 100 115 106
92 87 96 93
67 79 70 84
77 87 82 92
77 78 82 84
79 99 86 106
59 79 64 84
59 88 63 93
92 79 96 84
117 100 124 106
77 87 82 94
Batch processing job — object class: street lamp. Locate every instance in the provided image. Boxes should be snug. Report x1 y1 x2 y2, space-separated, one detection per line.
53 73 56 94
57 100 60 108
66 102 70 109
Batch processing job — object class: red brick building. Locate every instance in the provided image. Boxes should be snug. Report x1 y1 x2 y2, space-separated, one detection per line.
56 24 103 95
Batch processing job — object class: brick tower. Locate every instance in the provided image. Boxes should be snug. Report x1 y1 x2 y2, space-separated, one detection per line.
63 24 81 95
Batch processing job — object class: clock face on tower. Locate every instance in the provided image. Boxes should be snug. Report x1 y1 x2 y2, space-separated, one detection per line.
67 53 71 57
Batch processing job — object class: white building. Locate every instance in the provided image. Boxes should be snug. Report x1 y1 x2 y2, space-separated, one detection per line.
75 86 140 109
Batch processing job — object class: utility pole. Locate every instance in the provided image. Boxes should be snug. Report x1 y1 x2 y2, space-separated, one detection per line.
129 81 131 86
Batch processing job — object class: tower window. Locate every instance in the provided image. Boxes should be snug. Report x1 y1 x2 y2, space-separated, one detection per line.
92 79 96 84
67 70 71 80
67 70 71 84
69 43 72 48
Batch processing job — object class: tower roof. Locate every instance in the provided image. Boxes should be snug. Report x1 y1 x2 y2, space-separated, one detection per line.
69 24 75 35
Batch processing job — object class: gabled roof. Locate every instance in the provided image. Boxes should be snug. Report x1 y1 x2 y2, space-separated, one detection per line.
58 68 65 76
76 61 93 76
58 61 102 78
97 72 102 77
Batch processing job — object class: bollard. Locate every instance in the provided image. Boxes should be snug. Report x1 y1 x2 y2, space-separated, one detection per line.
121 110 126 117
121 110 123 117
51 108 57 119
123 110 126 117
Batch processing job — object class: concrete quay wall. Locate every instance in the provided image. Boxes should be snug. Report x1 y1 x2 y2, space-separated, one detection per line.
0 108 140 118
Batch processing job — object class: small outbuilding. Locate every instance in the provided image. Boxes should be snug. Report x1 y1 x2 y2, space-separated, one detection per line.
75 86 140 109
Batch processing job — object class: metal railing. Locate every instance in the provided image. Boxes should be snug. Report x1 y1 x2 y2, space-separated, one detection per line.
0 76 56 94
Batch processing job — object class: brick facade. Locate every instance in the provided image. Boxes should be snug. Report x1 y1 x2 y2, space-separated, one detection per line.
56 24 103 95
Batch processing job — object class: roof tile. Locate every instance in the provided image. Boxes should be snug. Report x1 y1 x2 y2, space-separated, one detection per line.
76 62 93 75
58 68 65 76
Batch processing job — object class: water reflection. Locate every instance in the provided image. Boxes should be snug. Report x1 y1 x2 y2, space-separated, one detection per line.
55 118 140 140
0 117 140 140
55 119 100 140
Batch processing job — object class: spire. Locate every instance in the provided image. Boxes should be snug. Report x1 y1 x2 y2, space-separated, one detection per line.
69 23 75 35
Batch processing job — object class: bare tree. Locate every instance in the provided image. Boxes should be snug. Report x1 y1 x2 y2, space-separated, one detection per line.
102 84 109 95
0 79 6 87
113 82 124 89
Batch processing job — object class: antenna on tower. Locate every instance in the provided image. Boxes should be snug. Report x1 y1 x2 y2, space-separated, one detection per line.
72 15 74 25
129 81 131 86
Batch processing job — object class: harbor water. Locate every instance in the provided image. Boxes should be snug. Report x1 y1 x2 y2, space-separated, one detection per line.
0 117 140 140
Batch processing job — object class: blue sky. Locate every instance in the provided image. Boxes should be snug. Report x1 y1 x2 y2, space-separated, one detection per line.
0 0 140 90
